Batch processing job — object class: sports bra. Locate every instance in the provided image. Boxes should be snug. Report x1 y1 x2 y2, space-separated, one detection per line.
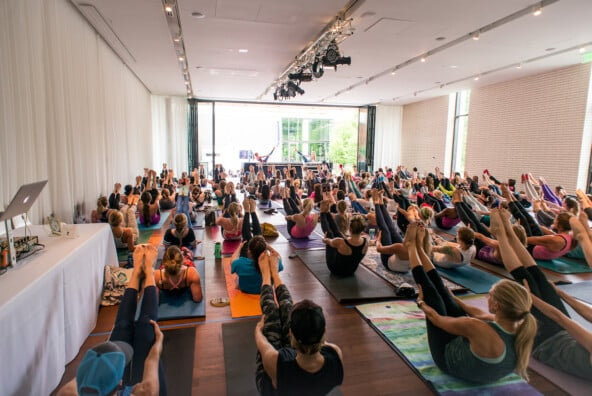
533 233 573 260
290 214 316 238
159 268 187 294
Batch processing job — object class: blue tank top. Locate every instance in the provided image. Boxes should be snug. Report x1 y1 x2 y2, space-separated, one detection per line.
444 321 517 384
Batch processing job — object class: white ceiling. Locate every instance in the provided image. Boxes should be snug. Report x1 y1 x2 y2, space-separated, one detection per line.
73 0 592 106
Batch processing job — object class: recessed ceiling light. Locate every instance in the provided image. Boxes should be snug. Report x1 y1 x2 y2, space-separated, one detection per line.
472 32 480 40
391 70 396 75
435 36 446 41
420 57 426 63
165 5 173 13
579 47 586 53
516 64 522 69
178 56 185 61
474 76 480 81
191 11 205 19
450 65 458 69
545 47 555 52
238 49 249 53
533 6 542 16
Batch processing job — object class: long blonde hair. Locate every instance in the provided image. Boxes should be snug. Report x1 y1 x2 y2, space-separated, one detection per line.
490 279 537 381
228 202 241 230
97 196 108 213
173 214 187 246
302 198 313 217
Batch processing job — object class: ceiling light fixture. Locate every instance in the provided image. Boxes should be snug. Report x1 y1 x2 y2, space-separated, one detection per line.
533 5 542 16
474 76 480 81
191 11 205 19
420 57 426 63
178 56 184 61
391 70 396 75
173 35 181 43
579 47 586 53
516 63 522 69
238 49 249 53
473 32 480 40
165 5 173 13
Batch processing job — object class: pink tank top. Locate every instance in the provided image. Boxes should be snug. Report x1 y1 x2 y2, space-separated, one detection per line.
290 214 316 238
533 233 572 260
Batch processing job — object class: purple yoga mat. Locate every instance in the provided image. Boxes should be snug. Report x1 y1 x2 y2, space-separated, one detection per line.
275 224 325 249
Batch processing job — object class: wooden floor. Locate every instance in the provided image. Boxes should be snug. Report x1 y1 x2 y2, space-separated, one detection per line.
52 199 587 396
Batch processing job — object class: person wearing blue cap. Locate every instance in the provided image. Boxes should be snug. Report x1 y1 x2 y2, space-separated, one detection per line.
254 249 343 395
58 245 165 396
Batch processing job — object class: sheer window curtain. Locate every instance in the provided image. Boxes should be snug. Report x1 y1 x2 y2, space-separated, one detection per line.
151 96 189 177
374 105 403 169
0 0 171 224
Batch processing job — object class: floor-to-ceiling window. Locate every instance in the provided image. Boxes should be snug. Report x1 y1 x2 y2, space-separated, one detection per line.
450 91 470 175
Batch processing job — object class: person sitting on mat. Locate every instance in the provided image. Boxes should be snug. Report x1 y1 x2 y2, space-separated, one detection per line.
254 146 276 163
254 251 343 395
430 225 476 269
488 207 592 379
406 221 537 384
163 214 199 248
231 198 284 294
159 188 175 211
109 210 139 253
320 200 368 277
155 245 203 303
91 196 113 223
474 224 527 266
282 189 318 239
57 245 165 395
216 201 243 240
138 191 161 227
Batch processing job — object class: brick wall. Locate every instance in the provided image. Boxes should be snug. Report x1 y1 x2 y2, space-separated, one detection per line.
465 63 592 192
401 95 450 175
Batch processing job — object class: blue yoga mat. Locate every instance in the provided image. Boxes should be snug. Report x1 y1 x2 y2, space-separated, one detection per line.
138 210 171 230
535 258 592 274
437 265 501 293
136 259 206 320
558 281 592 304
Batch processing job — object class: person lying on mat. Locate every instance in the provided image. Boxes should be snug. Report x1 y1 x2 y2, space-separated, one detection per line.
231 198 284 293
474 223 527 266
109 210 139 252
488 208 592 379
163 214 199 248
92 196 113 223
282 189 318 239
254 251 343 395
155 245 203 303
138 191 161 227
57 245 165 396
216 201 243 240
407 221 537 384
430 226 476 269
320 200 368 277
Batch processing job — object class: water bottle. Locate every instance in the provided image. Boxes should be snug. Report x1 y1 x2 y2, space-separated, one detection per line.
126 252 134 269
268 200 272 208
214 242 222 259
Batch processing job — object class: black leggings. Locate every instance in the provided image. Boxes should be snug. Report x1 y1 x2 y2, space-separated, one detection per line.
509 266 569 347
454 201 491 250
412 266 466 370
283 196 301 236
424 194 447 213
111 287 167 394
392 195 411 234
509 201 543 237
375 203 402 268
239 212 262 257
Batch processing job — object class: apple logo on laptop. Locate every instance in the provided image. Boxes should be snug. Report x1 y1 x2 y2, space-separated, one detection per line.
23 196 30 204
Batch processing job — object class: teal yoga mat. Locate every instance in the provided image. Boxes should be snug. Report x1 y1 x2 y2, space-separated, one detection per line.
535 257 592 274
436 265 501 293
356 298 542 395
137 210 171 230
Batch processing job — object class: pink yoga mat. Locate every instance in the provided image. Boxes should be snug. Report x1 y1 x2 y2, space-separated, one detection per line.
222 239 241 255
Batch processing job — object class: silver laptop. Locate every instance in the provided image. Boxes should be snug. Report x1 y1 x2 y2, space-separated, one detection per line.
0 180 48 221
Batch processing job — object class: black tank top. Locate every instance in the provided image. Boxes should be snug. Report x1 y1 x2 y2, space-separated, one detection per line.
327 238 366 277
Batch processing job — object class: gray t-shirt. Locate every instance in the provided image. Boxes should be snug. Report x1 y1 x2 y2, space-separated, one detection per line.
533 330 592 380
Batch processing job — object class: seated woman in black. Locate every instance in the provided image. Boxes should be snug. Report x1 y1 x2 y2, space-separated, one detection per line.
163 214 199 248
255 252 343 395
159 188 175 211
320 200 368 276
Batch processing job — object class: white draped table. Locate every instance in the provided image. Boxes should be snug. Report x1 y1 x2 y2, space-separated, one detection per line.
0 224 117 396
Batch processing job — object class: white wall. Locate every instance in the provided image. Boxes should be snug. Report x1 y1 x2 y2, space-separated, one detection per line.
374 105 403 169
400 96 450 175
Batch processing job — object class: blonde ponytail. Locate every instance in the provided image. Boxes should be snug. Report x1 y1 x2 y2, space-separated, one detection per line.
514 312 537 381
229 202 240 231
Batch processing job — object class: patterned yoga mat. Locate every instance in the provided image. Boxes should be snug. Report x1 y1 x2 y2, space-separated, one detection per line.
356 298 542 395
360 246 468 296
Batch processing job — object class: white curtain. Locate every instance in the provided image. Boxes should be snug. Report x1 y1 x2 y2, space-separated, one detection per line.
374 105 403 169
151 96 189 177
0 0 159 223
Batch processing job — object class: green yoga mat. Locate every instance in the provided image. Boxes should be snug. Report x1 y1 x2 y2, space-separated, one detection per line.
116 229 154 261
535 257 592 274
356 298 542 395
436 265 501 293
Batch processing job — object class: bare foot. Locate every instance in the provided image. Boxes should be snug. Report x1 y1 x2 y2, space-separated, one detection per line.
403 222 418 249
249 198 257 213
500 183 513 201
132 245 145 273
320 200 330 213
243 197 250 213
489 209 504 237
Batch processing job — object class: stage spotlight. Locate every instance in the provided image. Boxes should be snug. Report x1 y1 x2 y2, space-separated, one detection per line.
288 71 313 82
312 59 324 78
322 40 352 70
287 81 305 96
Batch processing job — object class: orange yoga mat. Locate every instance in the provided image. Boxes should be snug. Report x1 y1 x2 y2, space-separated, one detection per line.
222 257 262 318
